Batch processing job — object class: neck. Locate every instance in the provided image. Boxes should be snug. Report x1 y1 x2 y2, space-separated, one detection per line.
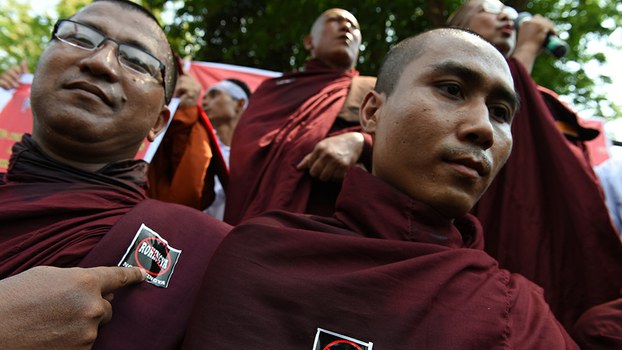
212 120 238 146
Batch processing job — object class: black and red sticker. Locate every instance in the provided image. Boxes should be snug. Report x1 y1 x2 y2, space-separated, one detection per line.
118 224 181 288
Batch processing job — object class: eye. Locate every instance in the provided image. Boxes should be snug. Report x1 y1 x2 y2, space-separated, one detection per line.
489 105 512 123
438 83 463 99
63 32 97 49
119 47 157 76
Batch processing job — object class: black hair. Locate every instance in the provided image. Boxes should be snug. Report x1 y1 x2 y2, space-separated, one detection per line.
224 78 252 99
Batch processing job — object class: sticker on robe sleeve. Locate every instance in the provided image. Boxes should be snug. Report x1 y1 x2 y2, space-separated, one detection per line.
118 224 181 288
313 328 373 350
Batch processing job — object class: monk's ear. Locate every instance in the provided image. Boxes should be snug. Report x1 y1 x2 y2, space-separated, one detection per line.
303 34 313 51
235 98 247 115
147 105 170 142
360 90 384 134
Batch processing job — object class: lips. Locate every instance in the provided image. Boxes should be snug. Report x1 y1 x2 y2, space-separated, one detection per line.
445 154 492 178
338 32 354 44
65 81 114 107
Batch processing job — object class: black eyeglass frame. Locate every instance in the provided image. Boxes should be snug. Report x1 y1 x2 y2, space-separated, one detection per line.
52 19 167 92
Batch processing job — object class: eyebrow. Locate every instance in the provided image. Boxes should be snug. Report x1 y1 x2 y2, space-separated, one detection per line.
79 19 159 57
429 60 520 111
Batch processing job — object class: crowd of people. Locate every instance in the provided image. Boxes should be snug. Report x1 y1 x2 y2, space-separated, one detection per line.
0 0 621 348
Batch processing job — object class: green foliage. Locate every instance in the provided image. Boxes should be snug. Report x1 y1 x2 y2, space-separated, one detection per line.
0 0 620 118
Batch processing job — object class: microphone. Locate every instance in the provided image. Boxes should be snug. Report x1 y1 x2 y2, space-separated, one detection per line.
515 12 569 59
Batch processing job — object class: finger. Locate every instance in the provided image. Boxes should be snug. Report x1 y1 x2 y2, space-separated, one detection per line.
296 152 313 170
309 155 329 179
102 292 114 303
20 60 29 74
96 266 146 294
99 299 114 324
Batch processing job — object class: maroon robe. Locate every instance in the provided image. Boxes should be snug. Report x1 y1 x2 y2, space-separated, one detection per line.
472 58 622 329
183 168 578 349
571 298 622 349
224 59 372 225
0 135 231 349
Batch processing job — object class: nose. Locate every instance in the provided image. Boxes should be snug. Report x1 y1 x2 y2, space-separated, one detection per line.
77 40 121 83
458 102 494 150
338 18 353 32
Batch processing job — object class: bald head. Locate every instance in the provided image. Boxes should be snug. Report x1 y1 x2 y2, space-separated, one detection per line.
375 28 501 97
303 8 361 69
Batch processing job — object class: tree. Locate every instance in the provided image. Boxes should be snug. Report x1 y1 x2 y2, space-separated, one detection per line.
164 0 622 119
1 0 620 119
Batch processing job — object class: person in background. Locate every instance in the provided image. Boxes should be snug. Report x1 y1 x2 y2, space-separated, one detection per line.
224 8 376 225
0 0 230 347
447 0 622 331
147 68 226 211
182 28 579 349
201 78 251 219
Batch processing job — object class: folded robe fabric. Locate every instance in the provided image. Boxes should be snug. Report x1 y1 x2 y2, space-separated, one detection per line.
0 134 231 348
472 58 622 329
224 59 371 224
183 168 578 349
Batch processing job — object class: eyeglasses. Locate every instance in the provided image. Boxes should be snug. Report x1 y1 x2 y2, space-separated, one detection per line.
480 0 518 21
52 19 166 91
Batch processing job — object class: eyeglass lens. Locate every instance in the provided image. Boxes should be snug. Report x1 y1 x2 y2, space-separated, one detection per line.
54 20 163 80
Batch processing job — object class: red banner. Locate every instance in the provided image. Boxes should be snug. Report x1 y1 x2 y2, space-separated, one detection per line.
0 62 279 172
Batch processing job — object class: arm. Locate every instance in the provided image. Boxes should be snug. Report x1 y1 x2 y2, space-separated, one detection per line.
512 15 557 74
174 72 203 108
0 266 145 349
296 131 367 182
0 61 29 90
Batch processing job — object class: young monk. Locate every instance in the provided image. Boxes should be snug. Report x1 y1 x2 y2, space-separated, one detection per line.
182 28 579 349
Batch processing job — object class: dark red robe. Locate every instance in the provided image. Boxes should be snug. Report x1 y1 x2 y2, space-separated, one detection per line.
571 298 622 349
472 58 622 329
224 59 372 225
183 168 578 349
0 135 231 349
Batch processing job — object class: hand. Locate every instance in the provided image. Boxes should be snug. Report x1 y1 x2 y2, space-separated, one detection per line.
0 266 145 349
296 132 364 182
513 15 557 73
174 73 202 108
0 61 29 90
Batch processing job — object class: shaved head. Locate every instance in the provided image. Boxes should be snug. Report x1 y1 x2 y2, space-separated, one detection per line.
375 28 492 98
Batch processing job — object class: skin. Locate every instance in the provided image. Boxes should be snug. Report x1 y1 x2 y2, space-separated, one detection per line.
29 2 171 172
202 86 246 146
303 8 361 70
297 9 366 182
0 266 145 350
360 30 519 220
0 61 28 90
461 0 557 73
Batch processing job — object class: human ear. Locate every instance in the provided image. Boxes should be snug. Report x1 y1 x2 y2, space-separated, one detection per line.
359 90 384 134
235 98 246 115
147 105 170 142
303 34 313 51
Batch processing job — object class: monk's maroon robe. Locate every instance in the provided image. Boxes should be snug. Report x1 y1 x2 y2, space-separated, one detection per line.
0 135 231 349
472 59 622 329
183 168 578 349
224 59 372 225
571 298 622 349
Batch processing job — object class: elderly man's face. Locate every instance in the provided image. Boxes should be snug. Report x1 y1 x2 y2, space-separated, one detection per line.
466 0 518 57
30 1 170 165
361 32 518 220
305 8 362 69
